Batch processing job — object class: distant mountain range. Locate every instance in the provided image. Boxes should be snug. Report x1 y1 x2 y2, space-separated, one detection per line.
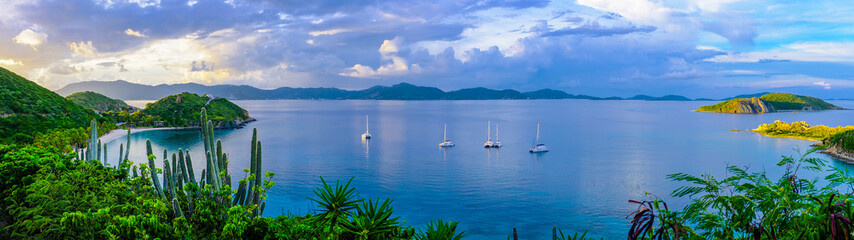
55 80 735 101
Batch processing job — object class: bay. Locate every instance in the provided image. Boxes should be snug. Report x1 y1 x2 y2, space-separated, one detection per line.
107 99 854 239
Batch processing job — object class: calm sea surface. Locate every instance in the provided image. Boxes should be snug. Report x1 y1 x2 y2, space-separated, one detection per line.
111 100 854 239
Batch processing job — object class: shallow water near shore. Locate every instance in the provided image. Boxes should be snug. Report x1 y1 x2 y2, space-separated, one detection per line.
106 99 854 239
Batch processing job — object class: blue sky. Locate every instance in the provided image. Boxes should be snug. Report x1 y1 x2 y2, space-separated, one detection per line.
1 0 852 98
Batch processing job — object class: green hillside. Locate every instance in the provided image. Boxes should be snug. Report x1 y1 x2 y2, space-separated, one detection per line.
140 92 249 127
697 97 775 114
698 93 842 114
67 91 135 112
826 130 854 152
0 67 99 143
759 92 842 110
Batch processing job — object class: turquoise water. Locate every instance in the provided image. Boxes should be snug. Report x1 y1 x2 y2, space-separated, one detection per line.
107 100 854 239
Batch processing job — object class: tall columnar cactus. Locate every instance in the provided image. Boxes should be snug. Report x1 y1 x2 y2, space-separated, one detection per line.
87 119 98 163
142 108 269 219
124 129 131 160
118 144 124 167
147 140 165 199
118 129 130 167
96 140 102 162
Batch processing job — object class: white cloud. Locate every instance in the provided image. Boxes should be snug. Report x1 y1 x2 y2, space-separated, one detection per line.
719 75 854 89
124 28 148 38
13 29 48 50
342 37 423 78
813 81 831 89
309 28 354 36
576 0 677 26
378 37 402 56
68 41 99 57
705 41 854 63
0 58 23 66
692 0 741 12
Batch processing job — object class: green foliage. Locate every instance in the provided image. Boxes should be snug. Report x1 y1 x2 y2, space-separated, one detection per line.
341 198 407 240
32 127 87 153
0 67 99 144
66 91 135 113
309 176 360 234
664 148 854 239
416 219 468 240
140 92 249 127
759 92 842 110
827 130 854 152
753 120 854 141
696 98 752 113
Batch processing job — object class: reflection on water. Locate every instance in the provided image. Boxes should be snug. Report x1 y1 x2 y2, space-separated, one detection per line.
107 99 854 239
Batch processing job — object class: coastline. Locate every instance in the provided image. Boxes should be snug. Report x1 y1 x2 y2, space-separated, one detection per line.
751 131 824 142
752 131 854 163
821 146 854 163
98 127 196 143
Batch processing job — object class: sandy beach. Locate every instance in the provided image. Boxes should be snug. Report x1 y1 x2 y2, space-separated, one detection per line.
98 127 195 143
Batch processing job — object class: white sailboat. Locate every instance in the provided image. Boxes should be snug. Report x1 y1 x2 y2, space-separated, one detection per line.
493 124 502 148
361 115 372 139
439 124 455 147
529 123 548 153
484 121 495 148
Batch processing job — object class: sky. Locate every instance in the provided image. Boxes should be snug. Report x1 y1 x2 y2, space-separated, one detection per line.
1 0 853 98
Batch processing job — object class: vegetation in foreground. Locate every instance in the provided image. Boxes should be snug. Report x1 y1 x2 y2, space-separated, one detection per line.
753 120 854 141
0 109 475 240
634 148 854 239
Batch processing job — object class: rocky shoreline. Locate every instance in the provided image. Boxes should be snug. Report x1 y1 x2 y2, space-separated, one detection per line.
806 140 854 163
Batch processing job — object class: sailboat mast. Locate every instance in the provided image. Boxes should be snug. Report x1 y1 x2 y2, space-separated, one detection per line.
443 124 447 141
366 115 369 133
487 121 491 140
536 123 540 143
495 124 498 140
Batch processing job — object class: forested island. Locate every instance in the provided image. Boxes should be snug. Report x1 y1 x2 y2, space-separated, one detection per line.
753 120 854 162
66 91 136 113
697 92 843 114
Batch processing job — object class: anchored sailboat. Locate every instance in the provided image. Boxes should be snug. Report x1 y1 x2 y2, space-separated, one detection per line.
361 115 372 139
439 124 455 147
484 121 496 148
529 123 548 153
493 124 502 148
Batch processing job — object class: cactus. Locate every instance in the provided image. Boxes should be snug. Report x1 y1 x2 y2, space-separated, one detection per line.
102 142 107 164
246 129 258 206
172 198 185 218
118 144 124 167
124 129 131 160
254 141 263 206
184 150 196 185
140 108 269 219
87 119 98 163
147 140 165 199
96 140 102 162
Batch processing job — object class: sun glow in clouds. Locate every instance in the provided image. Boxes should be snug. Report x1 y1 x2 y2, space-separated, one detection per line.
13 29 48 51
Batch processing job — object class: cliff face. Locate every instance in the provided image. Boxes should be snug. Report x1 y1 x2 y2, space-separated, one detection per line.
697 97 776 114
733 97 776 114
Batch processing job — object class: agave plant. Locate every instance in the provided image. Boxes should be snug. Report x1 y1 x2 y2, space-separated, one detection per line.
552 226 600 240
416 219 467 240
309 176 360 233
626 200 687 240
341 198 401 240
